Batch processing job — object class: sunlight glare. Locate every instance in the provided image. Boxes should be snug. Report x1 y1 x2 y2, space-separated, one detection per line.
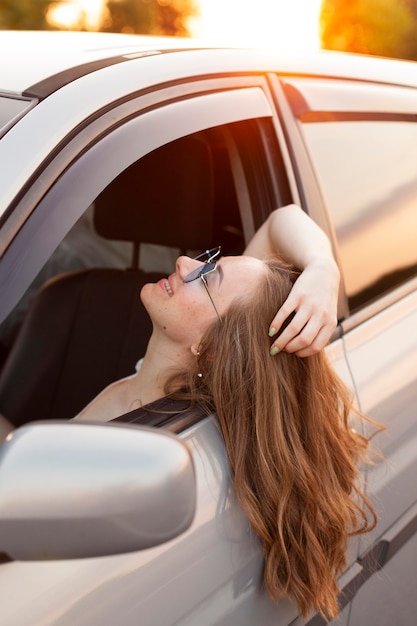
191 0 323 51
47 2 83 29
47 0 103 30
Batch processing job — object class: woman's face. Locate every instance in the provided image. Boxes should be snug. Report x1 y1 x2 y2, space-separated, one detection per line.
141 254 267 348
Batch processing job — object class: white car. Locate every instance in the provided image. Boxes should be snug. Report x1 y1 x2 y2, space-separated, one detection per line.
0 30 416 626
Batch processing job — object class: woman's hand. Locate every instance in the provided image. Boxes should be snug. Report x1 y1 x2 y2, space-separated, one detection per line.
244 204 340 357
269 258 340 357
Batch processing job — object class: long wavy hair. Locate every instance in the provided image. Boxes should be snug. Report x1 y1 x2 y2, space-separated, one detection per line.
168 258 378 620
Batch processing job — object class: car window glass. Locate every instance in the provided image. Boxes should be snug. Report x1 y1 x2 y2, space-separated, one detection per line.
302 120 417 311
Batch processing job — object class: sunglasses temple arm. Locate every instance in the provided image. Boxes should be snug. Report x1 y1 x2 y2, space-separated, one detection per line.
201 275 222 322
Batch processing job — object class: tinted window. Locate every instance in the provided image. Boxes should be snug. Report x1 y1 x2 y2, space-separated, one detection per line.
302 120 417 311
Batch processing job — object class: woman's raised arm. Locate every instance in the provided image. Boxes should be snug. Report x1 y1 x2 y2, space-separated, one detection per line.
244 204 340 357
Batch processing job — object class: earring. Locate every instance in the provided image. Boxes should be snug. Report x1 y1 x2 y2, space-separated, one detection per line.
196 351 203 379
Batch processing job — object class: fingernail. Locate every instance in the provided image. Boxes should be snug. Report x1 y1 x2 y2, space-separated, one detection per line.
268 327 277 337
270 346 279 356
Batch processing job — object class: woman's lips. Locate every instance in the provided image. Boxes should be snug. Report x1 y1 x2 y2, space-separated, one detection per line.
158 277 174 297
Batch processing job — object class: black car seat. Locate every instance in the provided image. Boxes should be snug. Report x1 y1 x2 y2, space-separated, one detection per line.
0 136 214 425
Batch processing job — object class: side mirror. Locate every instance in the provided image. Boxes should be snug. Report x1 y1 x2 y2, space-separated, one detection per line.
0 421 196 560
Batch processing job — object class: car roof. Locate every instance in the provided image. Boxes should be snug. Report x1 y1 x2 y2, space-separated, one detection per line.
1 30 417 98
0 30 204 95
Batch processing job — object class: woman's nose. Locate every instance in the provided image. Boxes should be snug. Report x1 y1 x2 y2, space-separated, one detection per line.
176 256 203 280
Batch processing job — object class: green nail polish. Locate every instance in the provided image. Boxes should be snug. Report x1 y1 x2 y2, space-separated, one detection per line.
270 346 279 356
268 327 277 337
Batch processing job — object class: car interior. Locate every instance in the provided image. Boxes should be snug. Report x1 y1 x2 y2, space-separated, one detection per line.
0 129 247 426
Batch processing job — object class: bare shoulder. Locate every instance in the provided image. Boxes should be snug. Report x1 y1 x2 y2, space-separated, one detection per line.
0 413 14 441
72 374 136 422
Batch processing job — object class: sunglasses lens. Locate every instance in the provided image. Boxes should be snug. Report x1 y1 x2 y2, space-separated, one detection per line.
201 263 216 277
183 266 203 283
183 262 216 283
194 247 221 263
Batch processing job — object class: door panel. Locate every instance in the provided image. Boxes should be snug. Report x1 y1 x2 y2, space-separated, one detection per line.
348 519 417 626
342 290 417 624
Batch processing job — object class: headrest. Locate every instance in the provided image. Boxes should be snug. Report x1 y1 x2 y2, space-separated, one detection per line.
94 136 214 251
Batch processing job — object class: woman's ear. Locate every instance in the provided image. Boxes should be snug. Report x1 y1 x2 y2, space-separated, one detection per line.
190 343 200 357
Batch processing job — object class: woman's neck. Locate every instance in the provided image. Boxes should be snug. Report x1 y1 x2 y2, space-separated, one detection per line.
133 333 192 407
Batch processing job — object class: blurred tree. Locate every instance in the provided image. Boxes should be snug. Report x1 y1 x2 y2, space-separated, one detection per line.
320 0 417 61
0 0 198 36
98 0 198 36
0 0 52 29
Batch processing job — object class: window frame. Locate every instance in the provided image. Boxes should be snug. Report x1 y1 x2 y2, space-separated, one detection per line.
273 74 417 326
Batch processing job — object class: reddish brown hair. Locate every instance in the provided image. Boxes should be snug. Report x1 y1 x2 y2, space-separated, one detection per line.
170 258 378 619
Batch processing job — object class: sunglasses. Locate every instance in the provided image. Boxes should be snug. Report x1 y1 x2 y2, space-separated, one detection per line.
183 246 222 322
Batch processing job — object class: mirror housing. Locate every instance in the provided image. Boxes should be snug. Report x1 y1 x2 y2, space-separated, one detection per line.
0 421 196 560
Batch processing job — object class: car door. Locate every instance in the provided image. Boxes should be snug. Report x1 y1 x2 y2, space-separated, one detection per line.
0 74 313 625
284 76 417 626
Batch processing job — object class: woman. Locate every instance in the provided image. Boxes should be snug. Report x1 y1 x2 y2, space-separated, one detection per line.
75 246 377 620
0 203 338 435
